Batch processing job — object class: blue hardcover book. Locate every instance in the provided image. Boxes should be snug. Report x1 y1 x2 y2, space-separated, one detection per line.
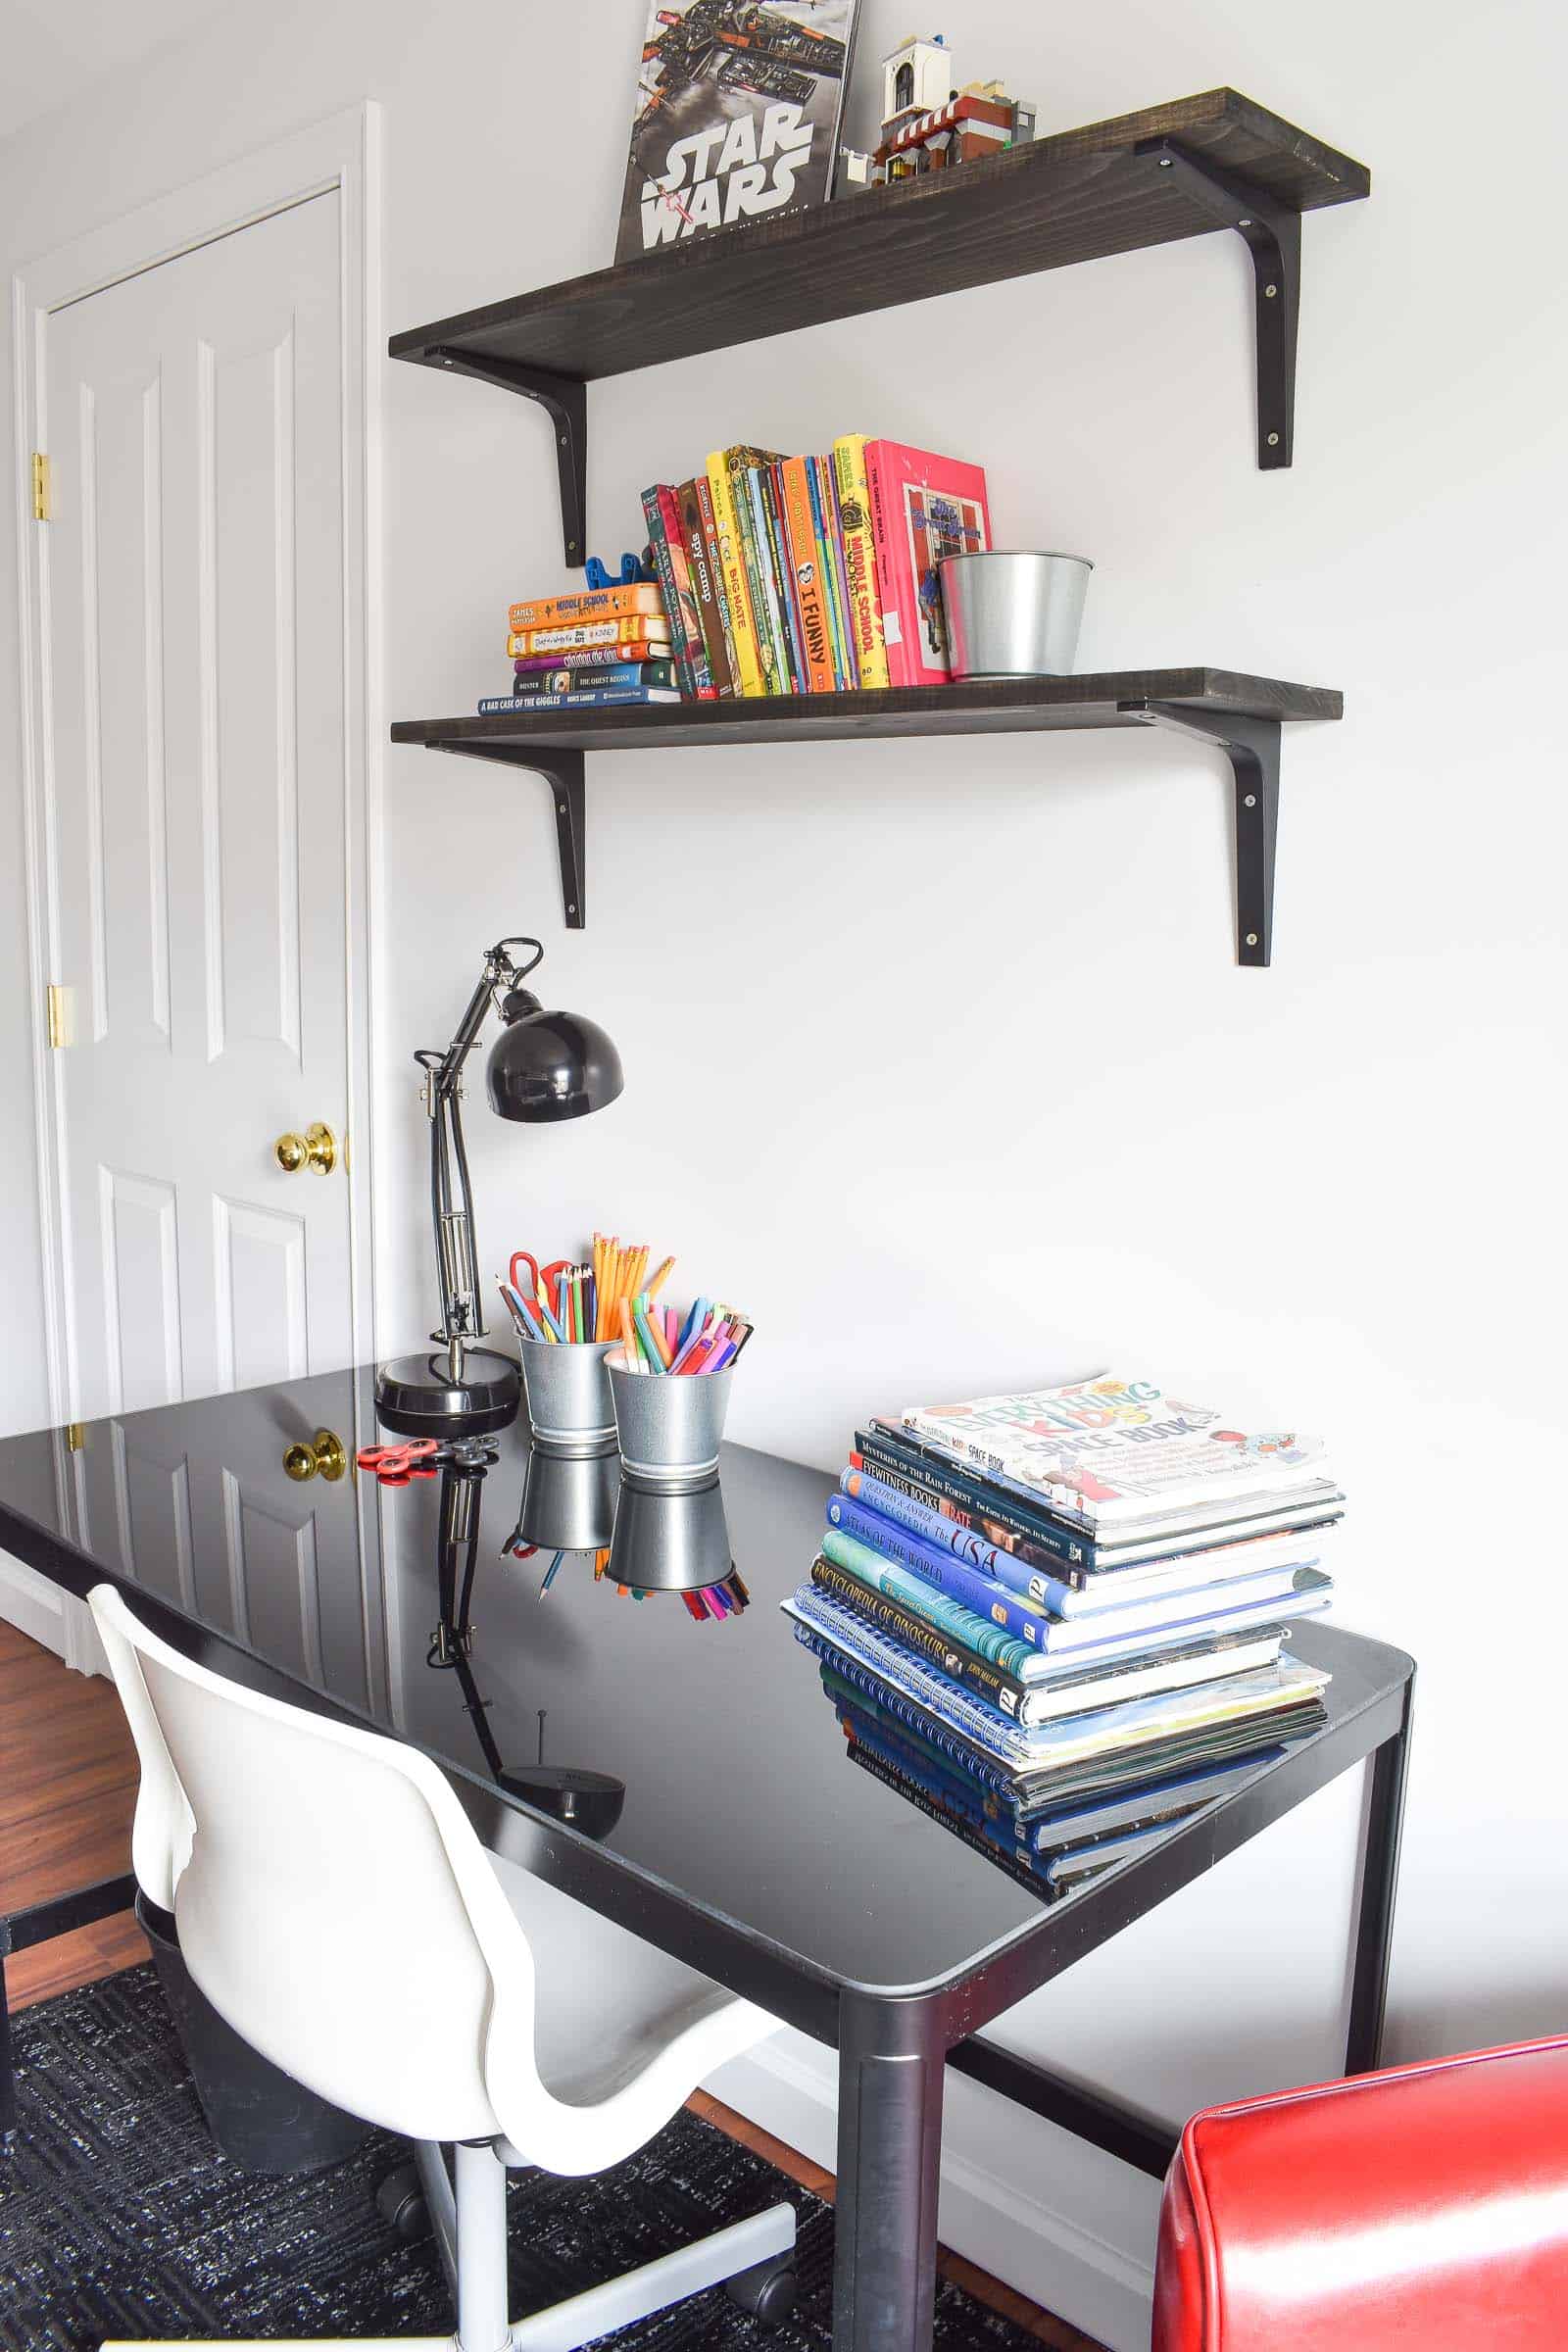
854 1423 1092 1571
824 1512 1325 1660
837 1469 1046 1600
838 1470 1327 1619
788 1595 1033 1773
784 1583 1332 1785
858 1420 1343 1577
825 1504 1054 1650
514 661 676 694
476 686 681 713
819 1664 1019 1804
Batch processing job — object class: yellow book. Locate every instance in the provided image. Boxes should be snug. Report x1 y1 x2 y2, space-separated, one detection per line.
832 434 890 692
706 449 765 698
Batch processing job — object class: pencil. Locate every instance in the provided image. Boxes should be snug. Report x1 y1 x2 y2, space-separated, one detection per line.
645 1254 676 1303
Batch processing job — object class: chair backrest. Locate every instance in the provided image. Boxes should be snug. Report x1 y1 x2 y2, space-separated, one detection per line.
89 1583 543 2146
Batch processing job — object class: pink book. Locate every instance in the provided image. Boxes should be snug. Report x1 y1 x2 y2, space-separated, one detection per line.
862 442 991 688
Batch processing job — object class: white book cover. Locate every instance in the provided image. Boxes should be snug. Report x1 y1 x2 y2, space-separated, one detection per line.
901 1373 1332 1529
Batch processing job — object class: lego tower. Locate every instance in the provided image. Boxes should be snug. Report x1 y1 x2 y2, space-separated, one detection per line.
881 33 955 136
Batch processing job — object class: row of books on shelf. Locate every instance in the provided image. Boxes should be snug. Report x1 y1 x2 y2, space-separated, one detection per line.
785 1372 1343 1898
477 437 992 715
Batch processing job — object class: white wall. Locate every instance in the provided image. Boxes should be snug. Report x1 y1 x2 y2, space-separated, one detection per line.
3 3 1566 2343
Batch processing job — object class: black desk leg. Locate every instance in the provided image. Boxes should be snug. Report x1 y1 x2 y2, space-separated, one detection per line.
833 1993 946 2352
1345 1694 1413 2076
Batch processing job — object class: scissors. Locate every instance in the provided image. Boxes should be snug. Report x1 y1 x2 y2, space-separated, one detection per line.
356 1439 441 1486
510 1250 572 1309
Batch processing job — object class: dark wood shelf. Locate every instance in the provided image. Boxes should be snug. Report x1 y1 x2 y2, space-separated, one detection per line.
393 669 1340 965
390 86 1368 527
392 86 1366 963
392 87 1363 382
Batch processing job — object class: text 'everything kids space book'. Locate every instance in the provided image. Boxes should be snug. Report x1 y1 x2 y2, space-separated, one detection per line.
616 1 862 265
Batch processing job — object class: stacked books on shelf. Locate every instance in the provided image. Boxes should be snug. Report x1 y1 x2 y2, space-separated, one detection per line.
784 1372 1344 1898
642 441 991 699
479 581 682 714
479 437 991 713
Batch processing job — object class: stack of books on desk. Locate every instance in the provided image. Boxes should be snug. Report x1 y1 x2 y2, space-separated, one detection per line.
784 1373 1343 1894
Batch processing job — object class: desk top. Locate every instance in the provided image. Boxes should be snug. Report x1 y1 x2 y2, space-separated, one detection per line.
0 1367 1413 2035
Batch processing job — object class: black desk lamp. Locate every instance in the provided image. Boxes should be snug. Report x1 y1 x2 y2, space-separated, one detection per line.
375 936 623 1438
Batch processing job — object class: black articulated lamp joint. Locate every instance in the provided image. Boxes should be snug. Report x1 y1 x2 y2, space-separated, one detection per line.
373 934 623 1438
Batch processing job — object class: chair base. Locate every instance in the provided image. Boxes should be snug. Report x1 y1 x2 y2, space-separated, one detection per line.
105 2139 798 2352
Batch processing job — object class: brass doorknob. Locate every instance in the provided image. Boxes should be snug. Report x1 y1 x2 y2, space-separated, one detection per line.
282 1429 348 1483
274 1122 338 1175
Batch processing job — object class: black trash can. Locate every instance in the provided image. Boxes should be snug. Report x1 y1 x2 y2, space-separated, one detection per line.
136 1892 370 2175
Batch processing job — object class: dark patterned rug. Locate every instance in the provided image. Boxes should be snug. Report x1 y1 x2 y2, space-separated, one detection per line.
0 1966 1044 2349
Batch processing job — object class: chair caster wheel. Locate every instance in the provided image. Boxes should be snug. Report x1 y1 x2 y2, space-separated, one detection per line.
375 2160 431 2242
725 2256 798 2325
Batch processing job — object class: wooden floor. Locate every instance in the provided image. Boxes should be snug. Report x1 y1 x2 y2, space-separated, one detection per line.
3 1618 1101 2350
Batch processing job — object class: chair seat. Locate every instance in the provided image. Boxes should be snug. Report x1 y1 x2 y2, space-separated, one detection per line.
1152 2034 1568 2352
488 1855 776 2173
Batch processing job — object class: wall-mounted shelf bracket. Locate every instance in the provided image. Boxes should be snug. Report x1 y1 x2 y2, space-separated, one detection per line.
433 742 586 928
425 346 587 562
1123 700 1280 965
1134 138 1302 467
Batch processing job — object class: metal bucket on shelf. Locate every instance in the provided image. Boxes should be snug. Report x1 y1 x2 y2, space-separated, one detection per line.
940 550 1094 678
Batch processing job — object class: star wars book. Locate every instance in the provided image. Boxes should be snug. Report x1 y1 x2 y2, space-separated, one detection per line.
617 1 862 265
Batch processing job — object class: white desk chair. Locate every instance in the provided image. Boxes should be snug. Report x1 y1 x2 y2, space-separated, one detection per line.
88 1584 796 2352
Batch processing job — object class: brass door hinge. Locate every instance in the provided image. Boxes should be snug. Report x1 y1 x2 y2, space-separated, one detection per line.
66 1422 86 1453
46 982 71 1049
31 452 50 521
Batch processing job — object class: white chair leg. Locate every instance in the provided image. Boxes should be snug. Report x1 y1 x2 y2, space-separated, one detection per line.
455 2139 513 2352
416 2137 460 2299
507 2200 796 2352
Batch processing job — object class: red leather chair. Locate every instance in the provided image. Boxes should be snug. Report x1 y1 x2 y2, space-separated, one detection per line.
1152 2035 1568 2349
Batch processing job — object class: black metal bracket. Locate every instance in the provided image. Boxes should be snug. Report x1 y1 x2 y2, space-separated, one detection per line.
1135 138 1302 468
435 743 586 928
1122 700 1281 965
425 346 588 564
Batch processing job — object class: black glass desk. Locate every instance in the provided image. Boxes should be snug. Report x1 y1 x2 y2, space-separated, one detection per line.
0 1367 1414 2352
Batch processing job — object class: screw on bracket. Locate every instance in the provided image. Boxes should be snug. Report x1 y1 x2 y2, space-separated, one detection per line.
1135 137 1303 469
423 346 588 564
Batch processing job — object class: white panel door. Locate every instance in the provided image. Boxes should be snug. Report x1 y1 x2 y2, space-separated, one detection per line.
39 191 353 1422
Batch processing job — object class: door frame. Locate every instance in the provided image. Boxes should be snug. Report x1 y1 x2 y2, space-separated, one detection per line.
11 103 383 1432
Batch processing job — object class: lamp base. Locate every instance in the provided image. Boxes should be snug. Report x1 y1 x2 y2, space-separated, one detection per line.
373 1348 520 1439
494 1765 626 1841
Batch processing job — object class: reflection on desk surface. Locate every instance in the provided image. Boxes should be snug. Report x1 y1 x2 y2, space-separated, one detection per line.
0 1365 1410 1992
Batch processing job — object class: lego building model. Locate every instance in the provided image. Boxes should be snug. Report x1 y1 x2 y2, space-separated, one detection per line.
840 31 1036 190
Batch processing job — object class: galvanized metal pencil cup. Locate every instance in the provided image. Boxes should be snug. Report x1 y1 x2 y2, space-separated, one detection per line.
607 1349 734 1486
516 1338 616 1456
939 549 1094 678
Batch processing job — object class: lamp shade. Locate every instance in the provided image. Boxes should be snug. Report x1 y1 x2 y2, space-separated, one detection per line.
485 990 624 1124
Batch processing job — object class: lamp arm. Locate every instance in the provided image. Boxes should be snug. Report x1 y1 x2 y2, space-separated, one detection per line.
415 937 547 1363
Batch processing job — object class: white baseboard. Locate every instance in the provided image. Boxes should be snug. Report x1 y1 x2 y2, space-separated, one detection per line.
704 2030 1160 2352
0 1551 106 1673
